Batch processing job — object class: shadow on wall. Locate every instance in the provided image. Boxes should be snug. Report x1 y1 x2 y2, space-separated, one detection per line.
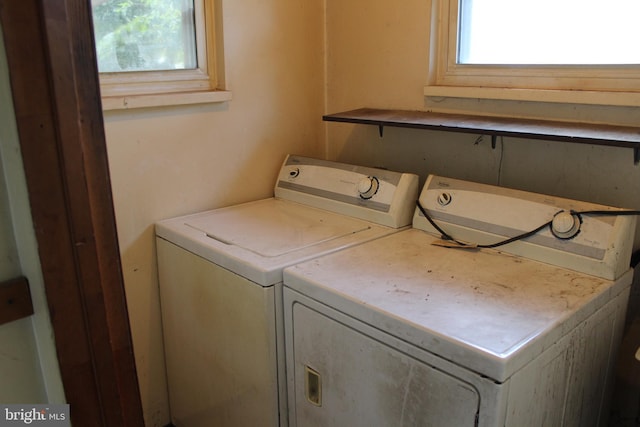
120 224 170 427
332 125 506 190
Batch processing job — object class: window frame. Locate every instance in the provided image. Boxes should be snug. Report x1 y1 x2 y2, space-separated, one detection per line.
425 0 640 107
97 0 230 110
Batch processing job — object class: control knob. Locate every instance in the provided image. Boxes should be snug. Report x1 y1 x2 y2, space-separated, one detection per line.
551 211 581 240
358 176 379 199
437 192 452 206
288 167 300 178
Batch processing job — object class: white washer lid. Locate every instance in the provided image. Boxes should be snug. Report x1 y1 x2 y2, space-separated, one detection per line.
156 198 399 285
186 199 370 257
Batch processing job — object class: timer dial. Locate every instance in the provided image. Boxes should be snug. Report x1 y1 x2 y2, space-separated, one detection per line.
357 177 379 199
551 211 581 240
437 192 452 206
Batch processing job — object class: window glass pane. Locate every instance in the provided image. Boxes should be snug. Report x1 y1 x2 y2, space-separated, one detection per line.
91 0 197 73
458 0 640 65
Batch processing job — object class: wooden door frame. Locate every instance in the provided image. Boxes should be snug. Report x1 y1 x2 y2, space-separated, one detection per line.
0 0 144 425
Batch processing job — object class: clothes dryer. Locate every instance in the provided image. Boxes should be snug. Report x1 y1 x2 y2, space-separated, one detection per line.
155 155 418 427
283 175 637 426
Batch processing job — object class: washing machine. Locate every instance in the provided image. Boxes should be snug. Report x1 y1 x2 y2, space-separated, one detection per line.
155 155 419 427
283 174 638 426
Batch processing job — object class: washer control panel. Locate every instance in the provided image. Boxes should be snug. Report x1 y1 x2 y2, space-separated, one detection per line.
414 175 636 280
275 155 419 228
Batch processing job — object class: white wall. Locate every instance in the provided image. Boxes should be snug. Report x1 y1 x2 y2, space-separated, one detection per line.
103 0 325 425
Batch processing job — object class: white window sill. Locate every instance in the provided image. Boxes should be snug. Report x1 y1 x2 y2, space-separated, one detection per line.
424 85 640 108
101 90 232 111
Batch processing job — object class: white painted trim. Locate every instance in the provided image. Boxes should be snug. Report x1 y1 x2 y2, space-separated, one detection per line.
101 89 232 110
423 86 640 107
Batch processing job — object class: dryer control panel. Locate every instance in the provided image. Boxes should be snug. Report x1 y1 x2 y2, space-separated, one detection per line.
275 155 419 229
414 175 637 280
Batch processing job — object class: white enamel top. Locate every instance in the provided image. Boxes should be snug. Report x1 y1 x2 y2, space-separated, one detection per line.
155 155 419 286
283 229 633 382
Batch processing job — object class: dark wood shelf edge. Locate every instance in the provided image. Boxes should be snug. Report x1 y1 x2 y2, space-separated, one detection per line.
323 108 640 164
0 276 34 326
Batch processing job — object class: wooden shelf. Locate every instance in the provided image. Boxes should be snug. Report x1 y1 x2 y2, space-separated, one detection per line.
323 108 640 164
0 276 33 326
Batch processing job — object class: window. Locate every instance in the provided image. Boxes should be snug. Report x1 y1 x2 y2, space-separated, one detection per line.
91 0 230 109
425 0 640 106
92 0 197 73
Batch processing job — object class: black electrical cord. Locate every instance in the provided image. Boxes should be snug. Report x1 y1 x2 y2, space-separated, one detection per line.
416 200 554 249
570 209 640 217
416 200 640 250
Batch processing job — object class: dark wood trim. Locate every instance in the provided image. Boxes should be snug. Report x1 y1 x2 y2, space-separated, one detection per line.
0 0 144 425
0 276 33 326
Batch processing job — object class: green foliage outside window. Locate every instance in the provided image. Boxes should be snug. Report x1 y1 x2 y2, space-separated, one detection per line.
91 0 196 73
